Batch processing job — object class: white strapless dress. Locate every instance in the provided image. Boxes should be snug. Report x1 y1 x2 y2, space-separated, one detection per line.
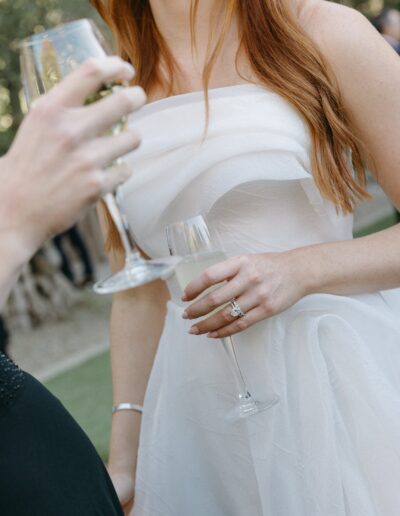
120 84 400 516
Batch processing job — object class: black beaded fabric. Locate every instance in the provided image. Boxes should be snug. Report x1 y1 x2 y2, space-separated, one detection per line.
0 352 25 409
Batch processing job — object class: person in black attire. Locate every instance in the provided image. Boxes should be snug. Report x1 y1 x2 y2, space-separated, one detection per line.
0 361 121 515
0 57 145 515
54 225 95 287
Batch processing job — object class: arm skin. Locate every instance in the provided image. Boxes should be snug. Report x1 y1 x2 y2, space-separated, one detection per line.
107 280 169 512
302 2 400 296
96 208 169 513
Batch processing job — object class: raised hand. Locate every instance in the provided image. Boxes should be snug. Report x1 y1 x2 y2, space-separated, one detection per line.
0 56 146 259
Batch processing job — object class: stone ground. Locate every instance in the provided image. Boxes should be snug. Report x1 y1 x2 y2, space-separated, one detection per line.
9 271 113 381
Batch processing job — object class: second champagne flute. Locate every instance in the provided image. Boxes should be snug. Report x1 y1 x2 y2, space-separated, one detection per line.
166 215 280 419
19 19 174 294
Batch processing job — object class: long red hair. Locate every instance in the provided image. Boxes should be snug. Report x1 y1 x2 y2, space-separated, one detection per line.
92 0 370 252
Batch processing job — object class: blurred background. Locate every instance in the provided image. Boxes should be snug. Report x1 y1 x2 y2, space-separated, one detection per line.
0 0 398 460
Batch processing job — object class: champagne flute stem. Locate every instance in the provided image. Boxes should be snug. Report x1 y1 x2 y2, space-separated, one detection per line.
221 337 251 399
103 192 143 264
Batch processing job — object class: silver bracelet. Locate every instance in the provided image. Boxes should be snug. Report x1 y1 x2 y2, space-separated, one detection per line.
112 403 143 415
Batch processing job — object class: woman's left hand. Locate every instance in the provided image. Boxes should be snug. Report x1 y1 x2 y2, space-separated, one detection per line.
182 251 310 338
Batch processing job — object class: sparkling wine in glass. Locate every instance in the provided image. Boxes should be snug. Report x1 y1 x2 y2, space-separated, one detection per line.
19 19 174 294
166 215 280 419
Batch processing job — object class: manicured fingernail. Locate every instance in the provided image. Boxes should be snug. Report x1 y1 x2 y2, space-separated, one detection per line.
208 332 218 338
189 326 199 335
132 85 147 106
124 63 135 78
182 312 188 319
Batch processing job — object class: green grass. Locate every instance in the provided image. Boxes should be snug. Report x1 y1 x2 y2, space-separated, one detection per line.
45 352 112 461
353 213 398 238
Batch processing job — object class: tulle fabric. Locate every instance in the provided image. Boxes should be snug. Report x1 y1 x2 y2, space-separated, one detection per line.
118 85 400 516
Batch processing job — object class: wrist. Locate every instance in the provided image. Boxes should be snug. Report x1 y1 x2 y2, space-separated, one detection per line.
286 244 322 297
109 410 141 475
0 153 46 258
0 227 36 271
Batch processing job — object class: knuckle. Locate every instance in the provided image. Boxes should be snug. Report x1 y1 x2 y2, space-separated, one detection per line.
222 309 233 323
77 151 97 172
248 269 262 285
261 300 274 315
239 254 251 266
202 270 215 284
82 58 104 79
236 319 248 331
207 293 219 308
55 125 78 151
31 97 57 121
257 286 269 302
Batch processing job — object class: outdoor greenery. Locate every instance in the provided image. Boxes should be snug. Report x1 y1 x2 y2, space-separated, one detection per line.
0 0 104 155
45 352 113 461
0 0 398 157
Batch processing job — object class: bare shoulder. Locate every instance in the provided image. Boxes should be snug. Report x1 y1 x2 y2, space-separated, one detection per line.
298 0 388 64
296 1 400 204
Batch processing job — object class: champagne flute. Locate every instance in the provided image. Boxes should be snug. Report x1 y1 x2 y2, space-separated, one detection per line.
19 19 175 294
166 215 280 419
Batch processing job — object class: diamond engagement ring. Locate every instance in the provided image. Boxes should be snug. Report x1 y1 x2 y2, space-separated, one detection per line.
230 298 246 318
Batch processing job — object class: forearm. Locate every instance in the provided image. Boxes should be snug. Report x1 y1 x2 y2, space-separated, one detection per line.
0 154 41 310
300 223 400 296
108 280 169 477
0 230 35 311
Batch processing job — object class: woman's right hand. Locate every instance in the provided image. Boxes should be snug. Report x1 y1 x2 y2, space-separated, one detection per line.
109 469 135 515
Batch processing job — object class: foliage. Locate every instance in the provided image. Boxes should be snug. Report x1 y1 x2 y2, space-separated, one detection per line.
342 0 400 13
0 0 103 155
0 0 398 156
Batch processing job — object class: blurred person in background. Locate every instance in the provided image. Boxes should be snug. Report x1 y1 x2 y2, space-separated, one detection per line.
0 56 146 515
373 8 400 53
54 224 95 287
92 0 400 515
372 7 400 223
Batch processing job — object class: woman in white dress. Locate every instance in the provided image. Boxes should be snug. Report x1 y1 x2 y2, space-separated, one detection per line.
92 1 400 514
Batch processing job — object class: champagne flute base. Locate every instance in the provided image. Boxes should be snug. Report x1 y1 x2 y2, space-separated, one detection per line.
93 261 175 294
232 392 280 420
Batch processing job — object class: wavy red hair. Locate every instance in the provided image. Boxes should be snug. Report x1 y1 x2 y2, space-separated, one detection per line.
92 0 370 252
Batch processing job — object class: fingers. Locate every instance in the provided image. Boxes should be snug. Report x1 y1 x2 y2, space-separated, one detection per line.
79 131 140 200
82 129 141 169
208 306 266 339
183 275 246 319
188 293 258 335
79 86 146 139
50 57 135 107
183 257 241 301
100 162 132 196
